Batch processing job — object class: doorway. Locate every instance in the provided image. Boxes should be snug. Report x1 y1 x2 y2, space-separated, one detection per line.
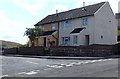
44 37 46 47
85 35 89 45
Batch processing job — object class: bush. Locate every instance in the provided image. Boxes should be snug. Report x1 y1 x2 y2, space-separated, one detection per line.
20 44 29 47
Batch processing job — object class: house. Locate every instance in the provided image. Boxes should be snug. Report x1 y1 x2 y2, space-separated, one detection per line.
33 2 117 47
115 1 120 28
116 13 120 28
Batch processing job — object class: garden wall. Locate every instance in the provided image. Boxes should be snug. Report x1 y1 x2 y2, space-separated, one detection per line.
3 44 120 57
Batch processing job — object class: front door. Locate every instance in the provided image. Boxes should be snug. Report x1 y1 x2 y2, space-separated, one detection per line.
44 37 46 47
85 35 89 45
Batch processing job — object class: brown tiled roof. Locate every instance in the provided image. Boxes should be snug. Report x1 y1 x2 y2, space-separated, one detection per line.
35 2 106 26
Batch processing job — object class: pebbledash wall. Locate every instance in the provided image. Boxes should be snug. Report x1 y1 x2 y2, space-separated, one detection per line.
4 44 120 57
59 2 117 46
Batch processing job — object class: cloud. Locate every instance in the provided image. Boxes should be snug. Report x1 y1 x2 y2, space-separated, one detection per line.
0 11 31 44
9 0 45 15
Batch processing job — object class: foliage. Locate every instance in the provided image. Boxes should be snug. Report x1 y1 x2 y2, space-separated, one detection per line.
24 26 43 47
20 44 29 47
118 30 120 36
0 46 9 50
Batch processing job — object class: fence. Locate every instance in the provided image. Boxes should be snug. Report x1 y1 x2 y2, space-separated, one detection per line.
4 44 120 57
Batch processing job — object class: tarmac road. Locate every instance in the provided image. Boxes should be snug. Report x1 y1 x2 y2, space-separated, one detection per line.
0 55 119 77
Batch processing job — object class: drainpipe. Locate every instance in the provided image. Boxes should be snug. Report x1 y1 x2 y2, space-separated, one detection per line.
58 22 59 46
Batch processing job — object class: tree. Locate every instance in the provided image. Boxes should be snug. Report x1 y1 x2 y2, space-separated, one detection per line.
24 27 43 47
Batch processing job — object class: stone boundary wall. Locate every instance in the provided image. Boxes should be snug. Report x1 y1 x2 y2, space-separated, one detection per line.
4 44 120 57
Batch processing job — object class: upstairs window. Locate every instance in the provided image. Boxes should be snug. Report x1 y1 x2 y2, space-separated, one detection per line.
39 25 44 30
52 24 56 30
82 18 88 26
62 20 71 28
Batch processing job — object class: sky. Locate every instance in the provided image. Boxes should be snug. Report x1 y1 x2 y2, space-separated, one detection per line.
0 0 119 44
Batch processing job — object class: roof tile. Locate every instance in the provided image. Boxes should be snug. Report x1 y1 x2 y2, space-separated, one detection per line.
35 2 106 26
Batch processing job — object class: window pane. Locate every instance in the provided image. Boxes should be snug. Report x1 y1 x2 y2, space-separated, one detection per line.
62 21 71 28
73 36 78 44
82 18 88 26
62 37 70 45
40 25 44 29
52 24 56 30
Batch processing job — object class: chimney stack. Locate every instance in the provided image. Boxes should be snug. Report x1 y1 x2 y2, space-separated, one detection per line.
83 2 85 7
56 10 58 14
56 10 58 16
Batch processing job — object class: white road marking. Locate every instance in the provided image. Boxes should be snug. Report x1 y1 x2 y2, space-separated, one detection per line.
60 64 66 66
89 60 98 63
0 75 8 77
26 61 38 65
74 62 83 65
47 65 58 68
84 61 91 64
107 59 113 60
101 59 107 61
18 72 26 74
35 70 40 72
53 66 63 68
44 68 53 70
24 71 38 75
97 59 103 62
45 59 113 70
65 64 73 67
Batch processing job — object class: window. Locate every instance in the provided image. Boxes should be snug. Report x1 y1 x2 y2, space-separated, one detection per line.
82 18 88 26
52 24 56 30
40 25 44 30
73 36 78 44
62 37 70 45
62 20 71 28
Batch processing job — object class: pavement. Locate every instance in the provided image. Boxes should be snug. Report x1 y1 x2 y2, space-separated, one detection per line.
3 54 120 60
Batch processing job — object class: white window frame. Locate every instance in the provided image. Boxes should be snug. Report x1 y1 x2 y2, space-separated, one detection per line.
62 37 70 45
82 18 88 26
62 20 71 28
73 36 78 44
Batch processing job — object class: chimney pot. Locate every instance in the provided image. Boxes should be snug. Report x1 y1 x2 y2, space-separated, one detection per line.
83 2 85 7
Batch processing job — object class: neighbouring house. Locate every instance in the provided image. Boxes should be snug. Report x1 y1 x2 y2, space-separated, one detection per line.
33 2 117 47
116 13 120 28
115 1 120 28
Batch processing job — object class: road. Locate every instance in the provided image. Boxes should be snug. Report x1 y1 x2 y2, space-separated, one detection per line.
0 55 119 77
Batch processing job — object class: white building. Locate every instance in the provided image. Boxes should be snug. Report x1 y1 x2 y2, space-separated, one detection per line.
35 2 117 46
59 2 117 46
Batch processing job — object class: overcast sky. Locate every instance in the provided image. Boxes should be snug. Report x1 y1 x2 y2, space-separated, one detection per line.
0 0 119 44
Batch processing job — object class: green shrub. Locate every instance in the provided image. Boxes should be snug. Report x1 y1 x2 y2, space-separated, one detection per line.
20 44 29 47
118 30 120 35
